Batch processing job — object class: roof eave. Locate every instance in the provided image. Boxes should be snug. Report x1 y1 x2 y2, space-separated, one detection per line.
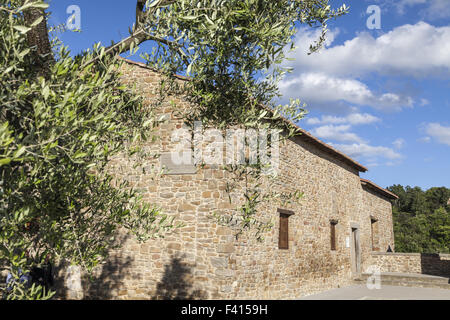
361 178 399 200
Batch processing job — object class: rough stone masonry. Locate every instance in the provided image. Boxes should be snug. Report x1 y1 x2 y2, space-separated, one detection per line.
55 58 399 300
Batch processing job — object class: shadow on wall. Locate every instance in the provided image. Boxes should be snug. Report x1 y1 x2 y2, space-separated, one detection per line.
53 239 206 299
420 254 450 279
83 232 135 299
53 253 133 300
153 255 206 300
53 252 134 300
83 253 134 299
52 232 134 300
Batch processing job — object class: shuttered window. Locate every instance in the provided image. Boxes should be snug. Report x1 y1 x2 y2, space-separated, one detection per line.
371 218 378 251
279 214 289 249
330 220 338 251
278 209 294 250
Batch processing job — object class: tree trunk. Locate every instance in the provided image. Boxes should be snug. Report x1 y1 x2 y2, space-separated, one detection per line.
23 7 54 75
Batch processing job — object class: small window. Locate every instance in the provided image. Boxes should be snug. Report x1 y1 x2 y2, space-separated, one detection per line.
278 209 294 250
330 220 338 251
371 218 378 251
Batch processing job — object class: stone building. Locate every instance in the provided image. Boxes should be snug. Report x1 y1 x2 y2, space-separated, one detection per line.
60 58 399 300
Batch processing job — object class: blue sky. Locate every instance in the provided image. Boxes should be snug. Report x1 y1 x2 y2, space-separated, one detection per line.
47 1 450 190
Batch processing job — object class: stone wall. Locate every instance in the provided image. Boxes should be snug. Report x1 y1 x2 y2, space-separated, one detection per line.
367 252 450 277
361 186 395 253
54 60 396 300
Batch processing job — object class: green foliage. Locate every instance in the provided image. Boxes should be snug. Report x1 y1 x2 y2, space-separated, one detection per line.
0 1 176 299
138 0 346 240
213 159 304 242
1 0 349 298
140 0 348 131
2 267 55 300
387 185 450 253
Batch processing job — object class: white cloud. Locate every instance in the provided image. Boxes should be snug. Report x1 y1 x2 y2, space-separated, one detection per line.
366 162 380 168
392 138 405 149
279 72 413 111
310 125 365 143
330 143 403 161
420 98 430 106
284 22 450 78
425 123 450 146
423 0 450 19
396 0 427 14
418 136 431 143
396 0 450 20
306 113 381 126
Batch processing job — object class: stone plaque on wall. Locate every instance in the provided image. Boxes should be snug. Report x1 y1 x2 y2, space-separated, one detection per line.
160 152 197 175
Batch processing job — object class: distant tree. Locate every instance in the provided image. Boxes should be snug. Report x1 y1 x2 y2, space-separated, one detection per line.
427 207 450 253
424 187 450 213
388 185 450 254
388 184 407 210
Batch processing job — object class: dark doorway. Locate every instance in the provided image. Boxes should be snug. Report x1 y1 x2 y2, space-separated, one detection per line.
351 227 361 276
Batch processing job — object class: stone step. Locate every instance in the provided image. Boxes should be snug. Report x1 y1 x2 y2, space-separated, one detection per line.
355 279 450 290
375 281 450 290
360 272 450 284
355 272 450 290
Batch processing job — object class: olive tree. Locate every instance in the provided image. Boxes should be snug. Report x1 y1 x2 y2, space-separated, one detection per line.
0 0 347 299
0 0 175 299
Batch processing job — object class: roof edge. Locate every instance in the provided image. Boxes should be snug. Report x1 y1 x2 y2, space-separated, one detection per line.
118 56 190 81
361 178 399 200
119 57 368 173
259 105 368 172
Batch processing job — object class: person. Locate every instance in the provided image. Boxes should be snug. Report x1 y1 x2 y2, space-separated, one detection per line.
5 268 31 292
30 261 54 292
4 259 53 295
